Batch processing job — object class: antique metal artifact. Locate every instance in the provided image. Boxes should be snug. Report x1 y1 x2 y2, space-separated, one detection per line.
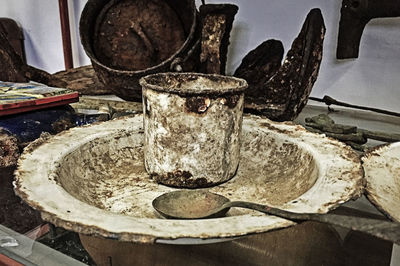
234 8 325 121
199 4 238 75
337 0 400 59
14 114 363 243
0 19 66 88
52 65 114 95
304 113 400 151
79 0 198 101
234 39 284 106
310 95 400 118
140 73 247 188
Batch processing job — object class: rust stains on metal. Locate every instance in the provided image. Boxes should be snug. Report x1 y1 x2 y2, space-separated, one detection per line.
199 4 238 75
223 94 240 109
142 95 151 117
141 73 247 188
234 40 284 103
140 72 248 96
0 133 19 167
212 94 240 109
13 114 364 243
184 96 211 114
235 8 325 121
79 0 198 101
150 170 213 189
93 0 186 71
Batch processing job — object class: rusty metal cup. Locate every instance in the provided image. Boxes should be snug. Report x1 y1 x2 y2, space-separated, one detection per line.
140 73 247 188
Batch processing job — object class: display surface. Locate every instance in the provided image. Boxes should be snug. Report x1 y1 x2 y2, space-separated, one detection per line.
14 114 363 243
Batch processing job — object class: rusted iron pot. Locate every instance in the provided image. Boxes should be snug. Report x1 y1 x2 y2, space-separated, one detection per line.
362 142 400 222
140 73 247 188
79 0 198 101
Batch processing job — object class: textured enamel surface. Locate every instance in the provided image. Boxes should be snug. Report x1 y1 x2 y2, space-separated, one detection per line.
14 114 363 243
142 88 244 187
141 73 247 187
362 142 400 221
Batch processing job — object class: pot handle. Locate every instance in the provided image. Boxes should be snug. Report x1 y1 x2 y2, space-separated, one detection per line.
129 21 155 56
170 38 201 72
170 0 205 72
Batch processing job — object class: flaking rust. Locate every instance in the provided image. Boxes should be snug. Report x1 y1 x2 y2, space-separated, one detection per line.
185 96 211 114
234 40 284 103
79 0 198 101
140 73 247 188
93 0 186 71
235 8 325 122
150 170 212 189
184 94 240 115
0 132 19 168
52 65 113 95
14 114 364 242
0 21 66 88
199 4 238 74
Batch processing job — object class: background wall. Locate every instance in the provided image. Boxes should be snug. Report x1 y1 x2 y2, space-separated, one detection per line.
1 0 399 113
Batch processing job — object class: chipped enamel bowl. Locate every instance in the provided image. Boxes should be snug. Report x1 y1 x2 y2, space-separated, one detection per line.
362 142 400 221
14 114 363 243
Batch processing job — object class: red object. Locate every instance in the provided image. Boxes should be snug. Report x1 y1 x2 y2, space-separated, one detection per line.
58 0 73 70
0 92 78 116
0 254 23 266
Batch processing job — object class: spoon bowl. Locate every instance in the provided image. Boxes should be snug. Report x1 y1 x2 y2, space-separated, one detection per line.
152 190 230 219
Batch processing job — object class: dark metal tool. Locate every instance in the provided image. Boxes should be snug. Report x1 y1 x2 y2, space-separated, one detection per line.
337 0 400 59
310 95 400 118
153 190 400 244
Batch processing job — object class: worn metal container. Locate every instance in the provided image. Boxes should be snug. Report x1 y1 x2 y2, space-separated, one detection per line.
79 0 198 101
14 114 364 243
140 73 248 188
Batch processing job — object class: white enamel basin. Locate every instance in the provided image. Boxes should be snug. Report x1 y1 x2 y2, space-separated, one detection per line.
14 114 363 243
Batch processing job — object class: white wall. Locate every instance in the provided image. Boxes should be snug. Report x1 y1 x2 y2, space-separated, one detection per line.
1 0 65 71
1 0 400 113
0 0 91 71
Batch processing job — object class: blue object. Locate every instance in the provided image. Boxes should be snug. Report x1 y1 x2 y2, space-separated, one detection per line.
0 106 76 143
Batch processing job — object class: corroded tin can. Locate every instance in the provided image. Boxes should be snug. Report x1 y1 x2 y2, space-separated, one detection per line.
140 73 247 188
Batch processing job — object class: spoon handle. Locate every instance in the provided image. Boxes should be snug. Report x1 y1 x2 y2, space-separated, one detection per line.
227 201 400 244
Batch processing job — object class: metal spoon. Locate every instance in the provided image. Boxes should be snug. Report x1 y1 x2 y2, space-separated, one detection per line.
152 190 400 244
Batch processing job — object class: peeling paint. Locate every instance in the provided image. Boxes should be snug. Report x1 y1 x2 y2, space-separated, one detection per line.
14 114 363 243
140 73 247 188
